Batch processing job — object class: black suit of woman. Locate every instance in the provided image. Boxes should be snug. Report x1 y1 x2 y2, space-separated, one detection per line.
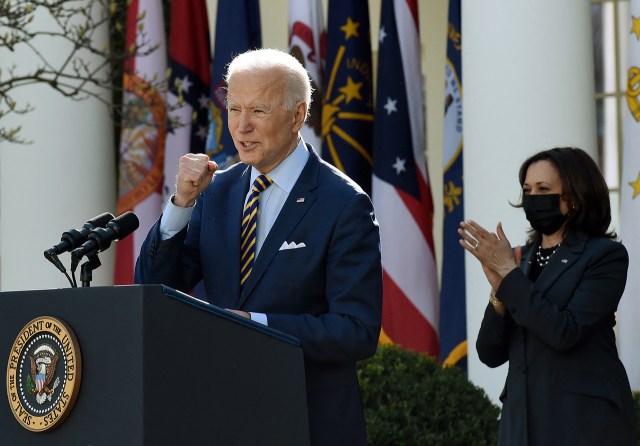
477 230 636 446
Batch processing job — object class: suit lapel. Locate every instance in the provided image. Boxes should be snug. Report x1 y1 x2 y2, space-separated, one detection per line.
239 150 320 306
227 168 251 302
520 244 535 277
529 232 588 298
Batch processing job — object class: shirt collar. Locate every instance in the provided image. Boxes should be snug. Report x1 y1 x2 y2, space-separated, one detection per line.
250 137 309 193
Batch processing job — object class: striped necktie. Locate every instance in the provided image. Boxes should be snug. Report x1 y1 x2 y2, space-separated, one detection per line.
240 174 273 291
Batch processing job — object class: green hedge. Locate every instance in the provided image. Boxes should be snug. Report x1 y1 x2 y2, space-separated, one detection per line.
357 345 500 445
359 346 640 445
635 392 640 445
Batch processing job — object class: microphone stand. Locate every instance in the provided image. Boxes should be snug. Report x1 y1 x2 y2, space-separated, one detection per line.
80 254 101 287
44 251 75 287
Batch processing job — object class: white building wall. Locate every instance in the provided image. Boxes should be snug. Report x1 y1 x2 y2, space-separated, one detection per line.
0 4 116 290
463 0 598 402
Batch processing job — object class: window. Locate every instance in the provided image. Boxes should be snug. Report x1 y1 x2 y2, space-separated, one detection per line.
592 0 631 231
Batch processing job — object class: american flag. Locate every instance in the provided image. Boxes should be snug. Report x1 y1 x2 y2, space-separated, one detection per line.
372 0 439 356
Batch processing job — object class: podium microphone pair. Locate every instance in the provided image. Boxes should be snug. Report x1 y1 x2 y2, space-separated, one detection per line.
44 211 140 273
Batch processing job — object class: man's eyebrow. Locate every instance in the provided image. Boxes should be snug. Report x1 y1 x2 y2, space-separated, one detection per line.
226 102 274 110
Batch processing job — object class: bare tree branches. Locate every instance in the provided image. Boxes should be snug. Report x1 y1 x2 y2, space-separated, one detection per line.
0 0 167 144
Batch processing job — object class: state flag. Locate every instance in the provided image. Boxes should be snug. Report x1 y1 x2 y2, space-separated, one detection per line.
289 0 326 153
322 0 374 194
440 0 467 369
206 0 261 169
114 0 167 284
163 0 211 202
617 1 640 391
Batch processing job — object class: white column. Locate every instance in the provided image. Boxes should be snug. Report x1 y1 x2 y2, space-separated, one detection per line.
463 0 597 403
0 5 115 290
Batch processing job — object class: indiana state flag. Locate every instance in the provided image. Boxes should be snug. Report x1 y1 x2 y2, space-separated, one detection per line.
440 0 467 370
322 0 373 194
206 0 261 169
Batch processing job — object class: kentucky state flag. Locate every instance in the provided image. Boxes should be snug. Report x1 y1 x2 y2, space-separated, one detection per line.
206 0 261 169
440 0 467 370
372 0 440 356
322 0 373 194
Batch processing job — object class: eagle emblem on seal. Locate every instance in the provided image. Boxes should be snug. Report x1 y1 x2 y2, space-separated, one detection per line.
28 344 61 405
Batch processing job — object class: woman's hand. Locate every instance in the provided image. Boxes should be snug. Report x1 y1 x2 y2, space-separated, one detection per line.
459 220 519 287
481 245 522 290
482 265 503 292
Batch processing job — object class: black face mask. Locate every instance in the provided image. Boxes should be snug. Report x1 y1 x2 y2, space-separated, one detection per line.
522 194 567 235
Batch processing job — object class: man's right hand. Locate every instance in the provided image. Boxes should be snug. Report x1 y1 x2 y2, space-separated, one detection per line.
173 153 218 208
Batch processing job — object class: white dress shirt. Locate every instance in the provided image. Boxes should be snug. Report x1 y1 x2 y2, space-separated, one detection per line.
244 139 309 257
159 138 310 325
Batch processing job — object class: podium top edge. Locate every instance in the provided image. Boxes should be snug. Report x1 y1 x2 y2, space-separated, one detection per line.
0 285 302 348
158 285 302 348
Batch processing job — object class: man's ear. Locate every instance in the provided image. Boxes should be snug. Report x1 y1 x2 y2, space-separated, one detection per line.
292 101 307 132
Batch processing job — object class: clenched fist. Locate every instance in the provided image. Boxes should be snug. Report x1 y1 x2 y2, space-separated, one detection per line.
173 153 218 207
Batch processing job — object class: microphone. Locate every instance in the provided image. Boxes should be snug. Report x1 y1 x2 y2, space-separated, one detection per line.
44 212 114 273
44 212 114 258
70 211 139 271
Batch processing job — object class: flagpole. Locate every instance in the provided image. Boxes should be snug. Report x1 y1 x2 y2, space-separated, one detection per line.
618 0 640 391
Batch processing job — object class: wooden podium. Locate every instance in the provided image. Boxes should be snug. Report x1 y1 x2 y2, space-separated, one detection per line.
0 285 310 445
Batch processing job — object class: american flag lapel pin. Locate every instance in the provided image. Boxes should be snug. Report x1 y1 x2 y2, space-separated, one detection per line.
297 197 305 203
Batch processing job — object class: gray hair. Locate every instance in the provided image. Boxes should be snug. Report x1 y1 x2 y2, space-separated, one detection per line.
225 48 313 120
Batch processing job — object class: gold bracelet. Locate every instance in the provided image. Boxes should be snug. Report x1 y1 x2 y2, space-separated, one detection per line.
489 293 503 307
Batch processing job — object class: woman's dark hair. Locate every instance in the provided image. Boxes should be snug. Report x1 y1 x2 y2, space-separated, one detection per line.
515 147 615 241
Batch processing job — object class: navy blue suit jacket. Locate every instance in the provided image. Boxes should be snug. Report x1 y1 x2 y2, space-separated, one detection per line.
135 146 383 445
477 231 635 446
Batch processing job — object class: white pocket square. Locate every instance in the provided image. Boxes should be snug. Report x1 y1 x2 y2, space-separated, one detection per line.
279 241 306 251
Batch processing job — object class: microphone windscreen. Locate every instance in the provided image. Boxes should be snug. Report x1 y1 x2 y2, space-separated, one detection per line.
89 212 115 228
113 211 140 239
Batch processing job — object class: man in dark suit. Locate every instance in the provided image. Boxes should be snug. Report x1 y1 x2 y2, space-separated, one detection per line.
135 48 382 445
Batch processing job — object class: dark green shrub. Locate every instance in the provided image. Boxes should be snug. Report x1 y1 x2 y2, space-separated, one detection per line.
358 345 500 446
634 391 640 445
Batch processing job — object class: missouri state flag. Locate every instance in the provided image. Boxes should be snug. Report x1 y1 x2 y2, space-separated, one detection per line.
206 0 261 169
440 0 466 369
372 0 439 356
115 0 167 284
322 0 374 194
163 0 211 203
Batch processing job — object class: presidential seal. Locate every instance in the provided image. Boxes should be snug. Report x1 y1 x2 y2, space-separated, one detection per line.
6 316 82 432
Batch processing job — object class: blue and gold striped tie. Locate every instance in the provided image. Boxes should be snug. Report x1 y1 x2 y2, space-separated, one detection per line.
240 174 273 291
